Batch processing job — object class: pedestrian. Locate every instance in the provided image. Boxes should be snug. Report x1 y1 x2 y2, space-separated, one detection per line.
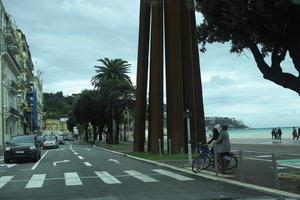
278 127 282 140
271 128 275 140
207 128 220 156
274 128 278 140
215 124 231 174
298 127 300 140
292 127 297 140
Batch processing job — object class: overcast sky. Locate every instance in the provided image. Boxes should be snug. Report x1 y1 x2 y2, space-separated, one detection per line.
3 0 300 128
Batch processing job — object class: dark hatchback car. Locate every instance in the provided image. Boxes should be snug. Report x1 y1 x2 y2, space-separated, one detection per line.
4 135 42 163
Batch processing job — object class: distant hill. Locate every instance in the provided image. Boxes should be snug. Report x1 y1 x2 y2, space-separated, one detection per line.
205 117 248 129
43 92 78 119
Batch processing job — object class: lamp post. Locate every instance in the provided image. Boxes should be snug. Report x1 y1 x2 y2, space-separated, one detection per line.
1 106 8 154
30 103 33 133
184 109 192 164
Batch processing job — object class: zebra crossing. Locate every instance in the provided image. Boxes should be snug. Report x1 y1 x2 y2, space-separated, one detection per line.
0 169 194 189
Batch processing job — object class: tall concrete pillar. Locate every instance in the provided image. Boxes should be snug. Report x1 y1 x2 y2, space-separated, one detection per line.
149 0 164 153
134 0 206 153
133 0 151 152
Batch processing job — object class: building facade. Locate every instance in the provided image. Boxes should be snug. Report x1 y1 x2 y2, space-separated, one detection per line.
0 1 42 150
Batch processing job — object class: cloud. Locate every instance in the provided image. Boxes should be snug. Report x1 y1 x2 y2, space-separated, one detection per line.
3 0 300 128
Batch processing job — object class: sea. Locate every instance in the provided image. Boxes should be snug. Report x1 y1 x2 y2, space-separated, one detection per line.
206 127 300 145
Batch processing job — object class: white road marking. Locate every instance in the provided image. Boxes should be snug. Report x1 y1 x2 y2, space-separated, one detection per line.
95 171 121 184
64 172 82 186
124 170 158 182
0 164 16 168
84 162 92 166
256 155 272 158
53 160 70 166
0 176 14 189
25 174 46 188
74 152 78 155
31 151 48 170
152 169 194 181
108 158 120 164
78 156 84 160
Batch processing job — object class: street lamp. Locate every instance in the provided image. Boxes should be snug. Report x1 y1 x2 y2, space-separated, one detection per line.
1 106 8 154
184 109 192 164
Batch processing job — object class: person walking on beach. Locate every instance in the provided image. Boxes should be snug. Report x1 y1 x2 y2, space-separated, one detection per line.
298 127 300 140
215 124 231 174
271 128 276 140
292 127 297 140
278 127 282 140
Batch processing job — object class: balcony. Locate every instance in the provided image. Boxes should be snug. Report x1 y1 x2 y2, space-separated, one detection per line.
4 27 16 44
9 107 24 120
7 47 21 71
8 44 19 55
8 80 19 94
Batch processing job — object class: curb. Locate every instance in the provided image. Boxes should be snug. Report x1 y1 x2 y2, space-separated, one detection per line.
93 145 300 199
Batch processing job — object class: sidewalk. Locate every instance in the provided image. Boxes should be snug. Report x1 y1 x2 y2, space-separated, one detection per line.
95 141 300 196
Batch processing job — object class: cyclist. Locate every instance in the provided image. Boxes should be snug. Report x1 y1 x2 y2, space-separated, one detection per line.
215 124 231 174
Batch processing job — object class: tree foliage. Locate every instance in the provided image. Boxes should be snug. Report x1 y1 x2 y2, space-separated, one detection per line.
43 92 77 119
195 0 300 94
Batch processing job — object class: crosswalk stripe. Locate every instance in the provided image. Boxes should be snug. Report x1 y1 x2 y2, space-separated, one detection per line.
78 156 84 159
95 171 121 184
152 169 194 181
84 162 92 166
74 152 78 155
64 172 82 186
25 174 46 188
124 170 159 183
0 176 14 189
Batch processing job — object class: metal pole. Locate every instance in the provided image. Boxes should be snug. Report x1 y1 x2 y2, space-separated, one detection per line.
272 153 279 189
238 150 243 181
213 142 218 176
168 139 171 159
127 109 130 138
158 139 162 160
186 110 192 164
181 146 184 167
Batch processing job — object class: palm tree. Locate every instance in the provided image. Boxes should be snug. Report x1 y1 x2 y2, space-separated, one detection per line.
91 58 134 144
91 58 132 89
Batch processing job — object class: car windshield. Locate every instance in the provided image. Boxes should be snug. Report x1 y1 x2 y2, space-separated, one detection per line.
57 136 63 140
11 136 35 144
44 136 56 141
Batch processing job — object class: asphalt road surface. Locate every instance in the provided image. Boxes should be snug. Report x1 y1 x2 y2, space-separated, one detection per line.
0 141 276 200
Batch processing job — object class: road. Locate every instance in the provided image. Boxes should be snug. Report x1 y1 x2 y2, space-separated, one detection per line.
0 141 275 200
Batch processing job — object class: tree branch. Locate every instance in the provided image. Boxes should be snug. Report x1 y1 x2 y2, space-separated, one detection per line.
247 40 300 95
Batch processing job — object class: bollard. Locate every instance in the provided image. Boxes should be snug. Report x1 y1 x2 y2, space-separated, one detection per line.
158 139 162 160
213 142 218 176
238 150 243 182
181 147 184 167
272 153 279 189
168 139 172 160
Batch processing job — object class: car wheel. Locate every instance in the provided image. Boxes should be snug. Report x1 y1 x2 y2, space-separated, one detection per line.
4 157 10 164
33 154 38 162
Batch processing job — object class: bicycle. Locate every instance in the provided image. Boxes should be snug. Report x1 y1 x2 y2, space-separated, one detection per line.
192 144 238 174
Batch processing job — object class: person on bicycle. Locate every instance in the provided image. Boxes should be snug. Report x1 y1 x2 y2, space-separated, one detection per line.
215 124 231 174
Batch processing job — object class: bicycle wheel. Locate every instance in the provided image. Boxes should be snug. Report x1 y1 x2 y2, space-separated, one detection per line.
192 154 210 173
224 155 238 174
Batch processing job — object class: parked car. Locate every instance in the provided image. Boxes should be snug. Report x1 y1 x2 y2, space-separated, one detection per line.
43 135 59 149
4 135 42 163
57 135 65 145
